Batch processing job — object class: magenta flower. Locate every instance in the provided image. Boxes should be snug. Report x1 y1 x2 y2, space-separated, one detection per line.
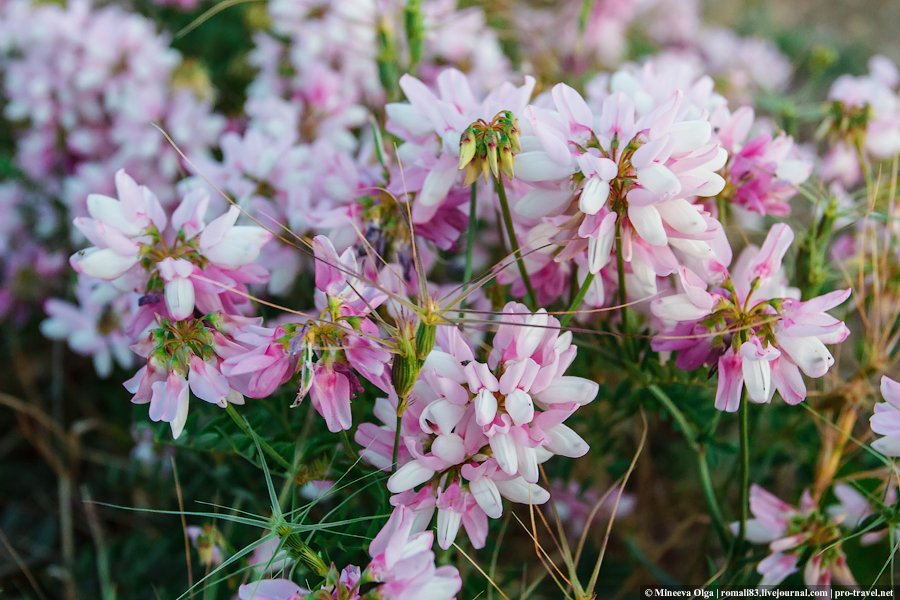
718 107 812 217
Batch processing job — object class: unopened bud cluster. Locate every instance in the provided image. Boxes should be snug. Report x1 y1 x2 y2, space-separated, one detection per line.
458 110 521 185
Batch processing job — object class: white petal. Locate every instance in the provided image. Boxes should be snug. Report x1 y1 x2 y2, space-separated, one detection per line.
490 432 518 475
387 460 436 493
533 376 599 406
515 188 573 218
628 205 668 247
544 424 589 458
73 248 139 280
514 151 577 182
165 278 196 321
655 198 707 235
517 446 539 484
420 165 458 207
437 508 462 550
775 335 834 378
469 476 503 519
637 163 681 195
204 227 271 268
742 356 773 403
474 388 498 426
667 121 711 154
494 478 550 505
505 389 535 425
650 295 711 322
579 177 610 215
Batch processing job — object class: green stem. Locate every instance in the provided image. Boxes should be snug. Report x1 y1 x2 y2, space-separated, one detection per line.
648 383 729 549
646 383 697 448
461 184 478 313
392 411 402 474
560 271 594 327
736 390 750 558
495 176 538 311
697 448 729 549
614 215 631 358
225 403 292 471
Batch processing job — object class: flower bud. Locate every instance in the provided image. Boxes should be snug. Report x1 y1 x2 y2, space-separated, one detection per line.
276 525 329 576
459 126 477 171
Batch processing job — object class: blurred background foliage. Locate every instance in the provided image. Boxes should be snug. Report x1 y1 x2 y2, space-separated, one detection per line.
1 0 898 599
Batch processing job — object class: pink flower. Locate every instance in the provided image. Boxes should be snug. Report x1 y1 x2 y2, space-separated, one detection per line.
70 172 272 323
731 485 856 589
718 107 812 217
651 224 850 412
40 276 134 378
126 315 250 438
363 505 462 600
871 376 900 456
828 481 898 546
363 308 593 549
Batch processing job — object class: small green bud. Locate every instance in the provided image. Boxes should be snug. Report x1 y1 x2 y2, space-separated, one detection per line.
415 321 436 363
391 351 419 401
459 126 477 171
276 525 330 577
486 132 499 180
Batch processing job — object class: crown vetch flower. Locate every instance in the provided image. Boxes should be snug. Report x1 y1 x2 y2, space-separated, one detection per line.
125 313 250 438
70 170 272 322
357 304 596 550
731 485 857 589
651 224 850 411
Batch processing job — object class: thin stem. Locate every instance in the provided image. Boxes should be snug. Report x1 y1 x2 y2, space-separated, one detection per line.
225 403 292 471
461 183 478 314
736 390 750 558
648 383 729 550
614 215 631 358
697 448 729 549
495 176 538 311
646 383 697 449
560 272 594 327
392 410 402 474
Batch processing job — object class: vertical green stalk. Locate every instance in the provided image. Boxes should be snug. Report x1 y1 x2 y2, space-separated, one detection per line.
646 383 729 548
614 215 631 357
495 176 537 310
461 184 478 313
697 449 729 549
736 390 750 558
560 271 594 327
392 412 402 474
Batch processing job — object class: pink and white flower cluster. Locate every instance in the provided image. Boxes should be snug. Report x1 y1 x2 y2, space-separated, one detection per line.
220 234 392 433
651 224 850 412
238 505 461 600
734 484 856 589
356 303 597 549
70 169 271 321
